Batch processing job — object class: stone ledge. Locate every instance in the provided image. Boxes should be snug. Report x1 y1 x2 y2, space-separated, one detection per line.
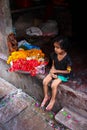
36 73 87 118
55 107 87 130
0 58 87 118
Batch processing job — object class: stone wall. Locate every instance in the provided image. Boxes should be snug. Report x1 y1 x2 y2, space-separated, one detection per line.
0 0 12 55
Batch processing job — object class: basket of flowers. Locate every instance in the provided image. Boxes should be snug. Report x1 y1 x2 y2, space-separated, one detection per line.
7 47 48 76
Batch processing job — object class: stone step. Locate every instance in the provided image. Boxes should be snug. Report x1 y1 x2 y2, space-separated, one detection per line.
55 107 87 130
0 77 69 130
0 77 17 98
0 77 54 130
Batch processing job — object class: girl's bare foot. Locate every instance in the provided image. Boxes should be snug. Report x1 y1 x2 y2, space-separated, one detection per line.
46 100 55 111
41 96 50 108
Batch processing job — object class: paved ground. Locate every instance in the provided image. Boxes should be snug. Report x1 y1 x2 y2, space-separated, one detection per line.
0 77 70 130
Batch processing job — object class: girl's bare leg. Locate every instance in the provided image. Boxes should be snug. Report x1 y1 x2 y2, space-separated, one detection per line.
41 74 52 107
46 78 62 111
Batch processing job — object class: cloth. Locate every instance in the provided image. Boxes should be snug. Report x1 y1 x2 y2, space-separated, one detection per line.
50 52 72 78
58 75 69 82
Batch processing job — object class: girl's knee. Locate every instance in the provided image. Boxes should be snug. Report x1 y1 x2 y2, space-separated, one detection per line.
43 75 51 86
51 81 60 89
51 79 62 88
51 84 58 89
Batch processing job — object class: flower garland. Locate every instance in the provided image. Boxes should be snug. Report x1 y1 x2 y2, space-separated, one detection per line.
7 49 45 64
7 49 48 76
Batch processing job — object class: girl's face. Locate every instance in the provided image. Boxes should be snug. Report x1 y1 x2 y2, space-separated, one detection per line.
54 42 64 54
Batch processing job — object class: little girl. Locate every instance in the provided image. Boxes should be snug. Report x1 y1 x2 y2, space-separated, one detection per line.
41 36 72 111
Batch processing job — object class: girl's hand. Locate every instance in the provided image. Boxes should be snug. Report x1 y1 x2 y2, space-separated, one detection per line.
51 73 57 79
50 68 57 74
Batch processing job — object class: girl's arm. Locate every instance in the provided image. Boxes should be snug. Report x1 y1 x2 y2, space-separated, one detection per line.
53 65 72 74
50 61 70 74
50 60 56 74
55 69 70 74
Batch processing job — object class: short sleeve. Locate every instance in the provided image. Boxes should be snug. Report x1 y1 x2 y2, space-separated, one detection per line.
66 55 72 72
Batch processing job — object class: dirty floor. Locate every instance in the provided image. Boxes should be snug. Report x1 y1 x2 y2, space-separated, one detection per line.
0 77 70 130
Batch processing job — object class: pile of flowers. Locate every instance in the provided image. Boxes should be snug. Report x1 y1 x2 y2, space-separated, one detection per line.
7 49 48 76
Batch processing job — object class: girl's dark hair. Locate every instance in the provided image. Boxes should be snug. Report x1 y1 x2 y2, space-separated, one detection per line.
53 35 71 52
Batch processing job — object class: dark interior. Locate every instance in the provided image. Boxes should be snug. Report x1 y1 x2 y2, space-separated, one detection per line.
9 0 87 88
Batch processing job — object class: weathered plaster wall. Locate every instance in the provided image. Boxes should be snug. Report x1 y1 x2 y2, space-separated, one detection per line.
0 0 12 55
